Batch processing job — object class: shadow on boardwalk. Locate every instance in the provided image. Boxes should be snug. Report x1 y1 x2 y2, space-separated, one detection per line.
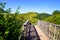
27 25 41 40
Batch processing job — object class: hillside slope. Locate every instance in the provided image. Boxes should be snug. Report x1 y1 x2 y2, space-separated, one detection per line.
16 12 38 24
45 10 60 25
35 13 51 20
45 14 60 25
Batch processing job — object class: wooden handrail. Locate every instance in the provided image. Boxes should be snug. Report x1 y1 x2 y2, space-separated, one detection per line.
38 20 60 40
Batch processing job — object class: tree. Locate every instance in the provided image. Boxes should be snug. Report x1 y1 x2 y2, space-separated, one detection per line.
5 8 11 14
15 6 20 14
0 2 6 9
52 10 60 15
0 2 6 13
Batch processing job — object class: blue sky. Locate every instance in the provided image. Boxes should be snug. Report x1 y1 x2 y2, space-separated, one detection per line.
0 0 60 14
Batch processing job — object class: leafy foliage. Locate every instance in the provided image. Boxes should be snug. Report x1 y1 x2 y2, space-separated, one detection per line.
0 2 6 13
45 14 60 25
19 12 51 24
0 13 23 40
52 10 60 15
45 10 60 25
0 2 23 40
5 8 11 14
19 12 38 24
15 6 20 14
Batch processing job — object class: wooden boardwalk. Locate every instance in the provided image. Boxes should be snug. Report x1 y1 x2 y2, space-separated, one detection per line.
27 25 40 40
21 20 60 40
25 25 49 40
35 25 49 40
22 20 50 40
27 20 60 40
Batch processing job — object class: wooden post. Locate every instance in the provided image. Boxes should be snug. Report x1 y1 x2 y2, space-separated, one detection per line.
49 23 52 40
58 28 60 40
53 25 56 40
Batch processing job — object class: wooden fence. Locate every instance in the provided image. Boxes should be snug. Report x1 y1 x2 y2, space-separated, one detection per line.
19 20 30 40
38 20 60 40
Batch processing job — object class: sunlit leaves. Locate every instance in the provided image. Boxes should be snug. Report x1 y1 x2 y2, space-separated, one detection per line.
0 13 23 40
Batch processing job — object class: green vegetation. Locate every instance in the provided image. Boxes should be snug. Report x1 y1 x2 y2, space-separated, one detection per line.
0 1 60 40
52 10 60 15
0 2 23 40
36 13 51 20
0 13 23 40
19 12 38 24
45 10 60 25
0 2 6 13
0 2 38 40
20 12 51 24
34 10 60 25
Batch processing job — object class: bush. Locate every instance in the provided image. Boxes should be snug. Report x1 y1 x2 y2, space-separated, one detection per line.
0 13 23 40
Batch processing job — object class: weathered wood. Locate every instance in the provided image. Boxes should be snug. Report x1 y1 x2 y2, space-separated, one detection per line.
38 20 60 40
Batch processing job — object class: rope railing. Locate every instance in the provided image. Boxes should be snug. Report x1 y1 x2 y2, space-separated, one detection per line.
37 20 60 40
